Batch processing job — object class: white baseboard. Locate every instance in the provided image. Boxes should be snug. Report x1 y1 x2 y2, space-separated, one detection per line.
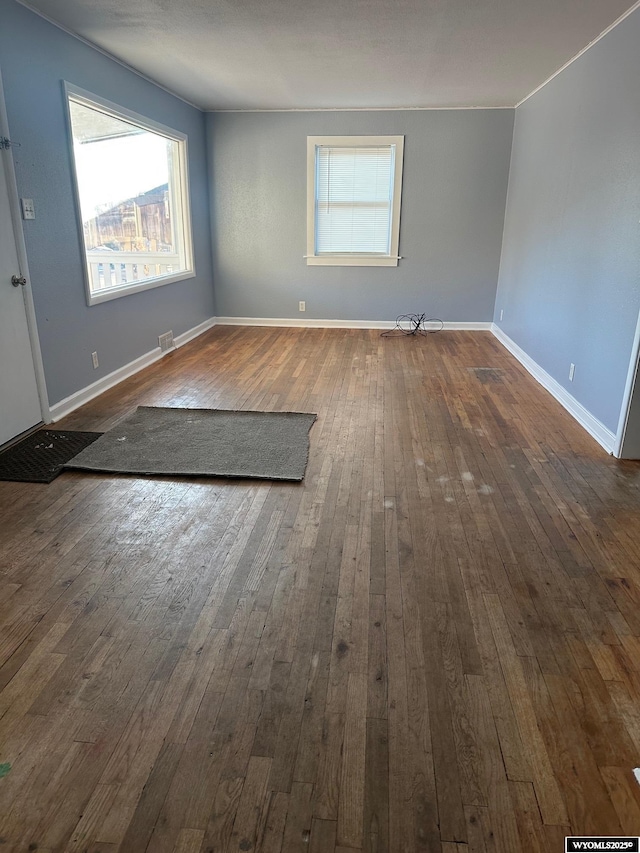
491 324 616 453
49 317 217 422
214 316 493 331
174 317 217 348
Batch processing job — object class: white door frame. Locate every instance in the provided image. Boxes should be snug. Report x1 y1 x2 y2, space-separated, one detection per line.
0 64 50 427
614 307 640 457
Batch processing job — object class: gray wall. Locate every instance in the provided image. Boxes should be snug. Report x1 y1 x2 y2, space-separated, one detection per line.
0 0 215 407
207 109 514 322
494 6 640 435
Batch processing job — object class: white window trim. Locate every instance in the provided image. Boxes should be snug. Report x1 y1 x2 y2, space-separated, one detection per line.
306 134 404 267
63 82 195 306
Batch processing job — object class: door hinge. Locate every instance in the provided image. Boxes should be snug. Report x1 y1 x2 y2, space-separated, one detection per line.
0 136 20 150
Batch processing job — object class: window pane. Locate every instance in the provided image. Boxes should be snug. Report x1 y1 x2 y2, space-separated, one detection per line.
68 96 191 299
315 146 394 254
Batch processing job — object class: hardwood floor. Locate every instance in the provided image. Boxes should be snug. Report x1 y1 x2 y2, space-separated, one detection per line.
1 325 640 852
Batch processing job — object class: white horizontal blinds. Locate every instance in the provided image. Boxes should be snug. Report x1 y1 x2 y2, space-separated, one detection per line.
315 144 395 255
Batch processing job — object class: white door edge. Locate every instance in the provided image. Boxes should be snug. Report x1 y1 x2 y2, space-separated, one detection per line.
0 64 50 425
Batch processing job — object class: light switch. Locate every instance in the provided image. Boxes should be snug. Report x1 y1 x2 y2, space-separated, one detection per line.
20 198 35 220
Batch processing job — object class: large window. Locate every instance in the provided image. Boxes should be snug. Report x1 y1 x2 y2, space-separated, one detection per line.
306 135 404 266
65 84 194 305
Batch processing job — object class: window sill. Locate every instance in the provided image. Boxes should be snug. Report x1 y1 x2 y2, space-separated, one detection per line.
305 255 400 267
87 269 196 306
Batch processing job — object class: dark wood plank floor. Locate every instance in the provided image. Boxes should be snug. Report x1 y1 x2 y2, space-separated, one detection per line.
1 326 640 852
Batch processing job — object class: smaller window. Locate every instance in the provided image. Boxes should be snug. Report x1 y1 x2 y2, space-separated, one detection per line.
306 135 404 267
65 84 194 305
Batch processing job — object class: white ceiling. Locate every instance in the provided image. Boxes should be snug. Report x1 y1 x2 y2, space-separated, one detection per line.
23 0 637 110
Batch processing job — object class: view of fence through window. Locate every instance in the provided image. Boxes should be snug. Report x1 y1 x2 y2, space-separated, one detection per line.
67 92 192 303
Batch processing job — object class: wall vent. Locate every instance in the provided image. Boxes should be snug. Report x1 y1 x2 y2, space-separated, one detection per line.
158 331 174 352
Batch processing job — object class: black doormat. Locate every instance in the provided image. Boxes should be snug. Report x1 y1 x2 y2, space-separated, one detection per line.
0 430 103 483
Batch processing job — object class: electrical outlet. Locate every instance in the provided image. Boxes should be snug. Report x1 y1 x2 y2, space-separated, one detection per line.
299 301 306 312
499 309 504 321
20 198 35 220
569 363 575 381
91 351 99 369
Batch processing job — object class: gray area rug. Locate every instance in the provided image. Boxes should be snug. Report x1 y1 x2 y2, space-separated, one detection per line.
64 407 317 481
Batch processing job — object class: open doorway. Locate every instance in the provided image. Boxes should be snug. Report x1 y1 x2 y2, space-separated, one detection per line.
616 309 640 458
